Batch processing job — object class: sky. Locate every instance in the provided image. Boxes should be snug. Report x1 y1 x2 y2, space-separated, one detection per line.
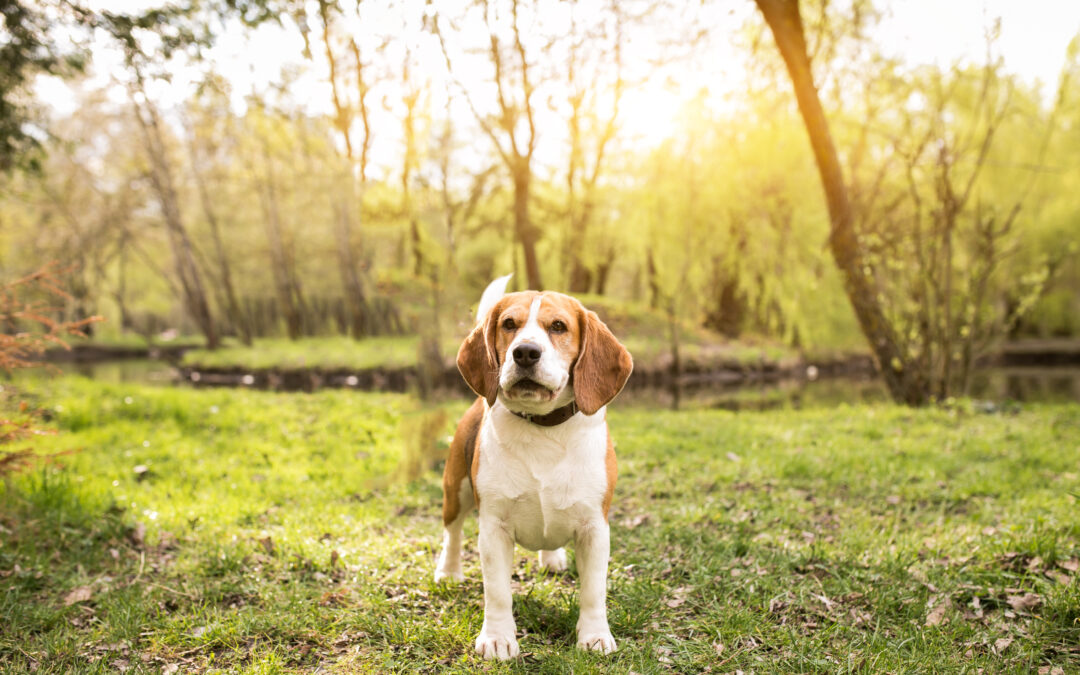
34 0 1080 180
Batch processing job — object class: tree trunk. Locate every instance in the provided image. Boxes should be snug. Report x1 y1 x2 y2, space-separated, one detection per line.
567 199 594 293
333 199 369 338
188 138 251 346
513 170 542 289
646 247 660 310
754 0 926 405
255 139 304 340
132 94 218 349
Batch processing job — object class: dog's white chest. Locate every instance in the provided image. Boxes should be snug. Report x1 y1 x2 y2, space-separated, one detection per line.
475 405 609 551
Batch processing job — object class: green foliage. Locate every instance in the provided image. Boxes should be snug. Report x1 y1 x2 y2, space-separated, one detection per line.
0 1 89 173
1 377 1078 671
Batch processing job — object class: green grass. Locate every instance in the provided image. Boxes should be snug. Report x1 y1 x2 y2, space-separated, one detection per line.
180 334 799 375
2 377 1079 673
180 336 461 372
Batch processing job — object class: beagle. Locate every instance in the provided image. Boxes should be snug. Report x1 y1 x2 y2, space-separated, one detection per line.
435 275 633 659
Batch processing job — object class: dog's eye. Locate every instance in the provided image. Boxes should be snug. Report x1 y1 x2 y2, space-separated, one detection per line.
502 317 516 331
550 320 567 334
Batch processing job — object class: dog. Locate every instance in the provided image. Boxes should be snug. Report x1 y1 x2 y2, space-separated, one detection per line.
434 275 634 659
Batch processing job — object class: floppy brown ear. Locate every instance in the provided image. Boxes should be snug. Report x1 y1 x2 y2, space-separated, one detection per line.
573 309 633 415
457 301 502 406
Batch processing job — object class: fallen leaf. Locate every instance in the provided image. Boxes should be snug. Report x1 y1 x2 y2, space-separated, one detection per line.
1058 558 1079 573
1026 556 1045 573
1006 593 1042 613
725 452 741 462
258 536 274 555
886 495 901 505
64 586 93 606
655 646 673 664
666 586 692 608
330 550 340 568
993 636 1013 654
925 600 948 627
622 514 649 529
713 642 724 657
319 589 351 607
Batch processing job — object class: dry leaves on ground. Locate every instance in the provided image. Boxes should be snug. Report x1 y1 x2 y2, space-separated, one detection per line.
925 597 950 627
63 586 93 606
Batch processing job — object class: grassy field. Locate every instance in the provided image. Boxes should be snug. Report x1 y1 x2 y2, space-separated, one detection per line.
179 335 798 375
176 295 802 374
179 336 456 372
1 377 1078 673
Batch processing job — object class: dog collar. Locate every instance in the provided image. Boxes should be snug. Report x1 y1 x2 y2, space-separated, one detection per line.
511 401 579 426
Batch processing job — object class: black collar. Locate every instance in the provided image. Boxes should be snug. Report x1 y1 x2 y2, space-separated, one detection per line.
511 401 579 426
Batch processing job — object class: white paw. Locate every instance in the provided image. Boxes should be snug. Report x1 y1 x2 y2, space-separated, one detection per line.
434 566 464 583
434 549 464 582
475 629 520 660
577 626 616 654
538 548 568 572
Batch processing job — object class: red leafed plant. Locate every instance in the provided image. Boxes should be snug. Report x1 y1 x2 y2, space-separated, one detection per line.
1 263 101 475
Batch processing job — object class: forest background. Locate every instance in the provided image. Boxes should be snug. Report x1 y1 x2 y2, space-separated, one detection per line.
4 0 1080 404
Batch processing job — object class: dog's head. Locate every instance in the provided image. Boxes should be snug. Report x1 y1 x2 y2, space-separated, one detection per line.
457 280 633 417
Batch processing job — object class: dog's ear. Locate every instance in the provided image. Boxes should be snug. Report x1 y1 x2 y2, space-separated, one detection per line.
457 299 503 406
573 308 633 415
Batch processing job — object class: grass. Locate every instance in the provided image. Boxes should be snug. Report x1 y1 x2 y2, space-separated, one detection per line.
176 295 802 374
1 376 1079 673
180 336 461 372
179 334 800 375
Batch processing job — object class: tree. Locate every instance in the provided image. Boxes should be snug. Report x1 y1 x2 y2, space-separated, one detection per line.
753 0 1065 403
436 0 545 289
0 1 89 173
754 0 927 404
562 0 626 293
312 0 378 338
127 66 220 349
183 78 253 345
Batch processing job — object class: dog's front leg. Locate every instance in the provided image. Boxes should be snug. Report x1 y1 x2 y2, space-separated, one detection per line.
475 514 519 659
575 519 616 653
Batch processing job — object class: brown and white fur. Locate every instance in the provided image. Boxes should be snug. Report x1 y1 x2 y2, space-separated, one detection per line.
435 275 633 660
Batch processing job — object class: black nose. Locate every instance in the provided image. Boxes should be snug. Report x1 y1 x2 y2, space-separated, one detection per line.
512 342 542 368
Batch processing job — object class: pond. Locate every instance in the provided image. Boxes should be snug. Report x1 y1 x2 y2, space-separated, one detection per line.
29 359 1080 409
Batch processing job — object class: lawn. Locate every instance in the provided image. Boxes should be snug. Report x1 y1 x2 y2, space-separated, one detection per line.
1 376 1078 673
179 336 457 372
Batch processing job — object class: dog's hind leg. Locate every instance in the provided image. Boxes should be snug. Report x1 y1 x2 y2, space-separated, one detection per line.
538 548 568 572
435 479 473 582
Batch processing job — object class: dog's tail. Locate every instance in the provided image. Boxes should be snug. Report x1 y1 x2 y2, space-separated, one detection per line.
476 274 512 324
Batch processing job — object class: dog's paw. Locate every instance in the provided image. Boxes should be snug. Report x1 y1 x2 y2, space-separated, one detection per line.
576 627 616 654
433 566 464 583
475 629 520 660
538 548 568 572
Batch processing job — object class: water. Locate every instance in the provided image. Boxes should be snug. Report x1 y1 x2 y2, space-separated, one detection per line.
28 359 1080 409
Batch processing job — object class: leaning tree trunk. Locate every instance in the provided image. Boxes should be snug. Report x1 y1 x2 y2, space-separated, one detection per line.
187 134 251 346
133 96 219 349
753 0 927 405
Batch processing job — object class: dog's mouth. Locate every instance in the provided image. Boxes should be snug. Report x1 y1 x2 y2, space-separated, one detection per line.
506 377 556 400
